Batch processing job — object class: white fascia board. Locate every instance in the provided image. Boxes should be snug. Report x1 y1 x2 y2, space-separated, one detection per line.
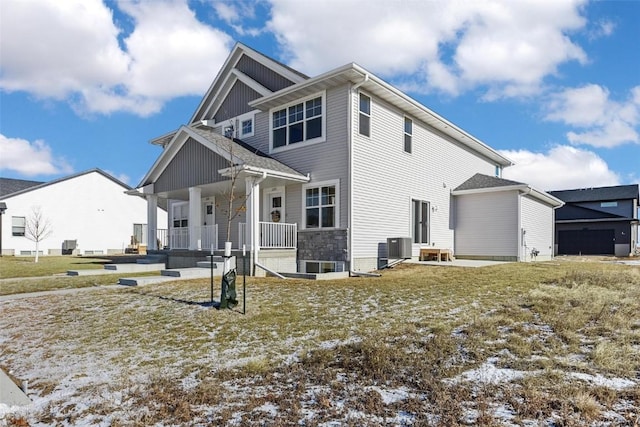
249 62 513 167
452 184 564 207
231 68 272 96
451 184 529 196
219 165 310 182
249 63 359 110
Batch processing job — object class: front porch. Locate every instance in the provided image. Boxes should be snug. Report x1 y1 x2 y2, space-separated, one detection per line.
157 221 297 251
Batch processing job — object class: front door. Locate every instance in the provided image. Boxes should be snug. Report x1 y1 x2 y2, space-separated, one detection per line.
202 199 215 250
264 189 285 223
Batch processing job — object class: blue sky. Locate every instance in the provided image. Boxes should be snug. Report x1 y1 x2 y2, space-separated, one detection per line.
0 0 638 192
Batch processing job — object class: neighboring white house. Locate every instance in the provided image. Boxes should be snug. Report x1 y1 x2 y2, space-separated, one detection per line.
0 169 167 256
132 42 562 274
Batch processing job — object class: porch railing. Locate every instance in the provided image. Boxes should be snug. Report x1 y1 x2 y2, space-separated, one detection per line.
157 229 168 249
165 222 294 250
260 221 297 248
195 224 218 250
169 228 189 249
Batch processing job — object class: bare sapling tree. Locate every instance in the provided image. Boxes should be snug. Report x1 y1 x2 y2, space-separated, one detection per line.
25 206 53 263
220 122 250 247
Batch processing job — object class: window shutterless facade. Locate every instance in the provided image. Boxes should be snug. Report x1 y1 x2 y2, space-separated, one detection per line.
270 92 325 151
404 117 412 153
359 93 371 137
12 216 25 236
303 180 339 229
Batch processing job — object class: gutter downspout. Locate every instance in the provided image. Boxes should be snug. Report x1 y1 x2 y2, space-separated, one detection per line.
348 74 369 273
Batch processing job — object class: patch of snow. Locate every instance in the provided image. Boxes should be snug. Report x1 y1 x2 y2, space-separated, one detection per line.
254 402 278 417
568 372 636 390
367 386 410 404
450 359 528 385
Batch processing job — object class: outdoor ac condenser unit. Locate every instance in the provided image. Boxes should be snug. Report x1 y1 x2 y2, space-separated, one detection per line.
387 237 412 259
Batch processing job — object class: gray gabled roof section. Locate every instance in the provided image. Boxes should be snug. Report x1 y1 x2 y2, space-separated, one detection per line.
453 173 525 191
0 177 44 198
0 169 132 200
549 184 639 203
452 173 564 207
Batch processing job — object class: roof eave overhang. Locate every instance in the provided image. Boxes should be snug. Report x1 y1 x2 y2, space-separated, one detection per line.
250 63 513 167
452 184 564 207
219 165 310 183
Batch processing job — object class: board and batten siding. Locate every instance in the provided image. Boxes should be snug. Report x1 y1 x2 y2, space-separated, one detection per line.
213 81 261 124
520 194 554 261
248 85 350 230
454 191 519 260
350 89 498 270
155 139 230 194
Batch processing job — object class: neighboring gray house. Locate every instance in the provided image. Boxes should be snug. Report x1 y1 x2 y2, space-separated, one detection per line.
550 184 639 257
133 42 562 274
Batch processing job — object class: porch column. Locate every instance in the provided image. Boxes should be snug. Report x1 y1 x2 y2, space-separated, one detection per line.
188 187 202 250
245 177 261 272
146 194 158 250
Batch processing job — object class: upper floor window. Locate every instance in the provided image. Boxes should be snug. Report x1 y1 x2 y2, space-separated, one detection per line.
495 165 502 177
238 111 255 138
271 93 324 151
303 181 338 229
404 117 413 153
12 216 25 236
600 201 618 208
359 93 371 137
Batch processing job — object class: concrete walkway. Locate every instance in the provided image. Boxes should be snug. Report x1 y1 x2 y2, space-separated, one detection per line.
0 368 31 409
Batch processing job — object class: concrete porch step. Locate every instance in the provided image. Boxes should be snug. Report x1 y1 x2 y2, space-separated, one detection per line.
118 276 177 286
104 263 165 272
137 254 167 264
161 267 215 278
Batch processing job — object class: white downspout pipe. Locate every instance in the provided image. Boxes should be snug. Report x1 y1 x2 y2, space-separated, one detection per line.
248 171 267 275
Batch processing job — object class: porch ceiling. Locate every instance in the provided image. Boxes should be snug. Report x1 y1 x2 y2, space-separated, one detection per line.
155 174 298 201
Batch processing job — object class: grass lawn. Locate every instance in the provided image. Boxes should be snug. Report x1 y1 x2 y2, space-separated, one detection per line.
1 259 638 425
0 256 159 295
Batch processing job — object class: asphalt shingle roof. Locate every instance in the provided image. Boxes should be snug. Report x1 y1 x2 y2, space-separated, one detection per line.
454 173 525 191
0 178 44 198
549 185 639 203
190 127 307 178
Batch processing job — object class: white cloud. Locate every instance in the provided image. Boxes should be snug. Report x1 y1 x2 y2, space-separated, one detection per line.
500 145 620 191
545 84 640 147
0 134 73 177
0 0 232 116
267 0 588 98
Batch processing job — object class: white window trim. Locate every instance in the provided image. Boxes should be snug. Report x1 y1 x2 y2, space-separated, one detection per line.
171 201 189 228
238 111 255 138
410 198 430 245
301 179 340 230
269 91 327 153
301 260 345 273
404 116 412 154
359 92 371 138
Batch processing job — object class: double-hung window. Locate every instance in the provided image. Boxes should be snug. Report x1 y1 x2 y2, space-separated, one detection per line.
359 93 371 137
304 182 338 229
172 203 188 228
12 216 25 236
271 94 324 150
404 117 412 153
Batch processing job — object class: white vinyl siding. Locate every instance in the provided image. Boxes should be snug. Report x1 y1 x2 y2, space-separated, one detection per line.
454 191 519 259
350 90 497 268
520 194 554 261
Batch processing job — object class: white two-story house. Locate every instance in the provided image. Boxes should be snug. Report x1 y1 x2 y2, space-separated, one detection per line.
134 43 562 274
